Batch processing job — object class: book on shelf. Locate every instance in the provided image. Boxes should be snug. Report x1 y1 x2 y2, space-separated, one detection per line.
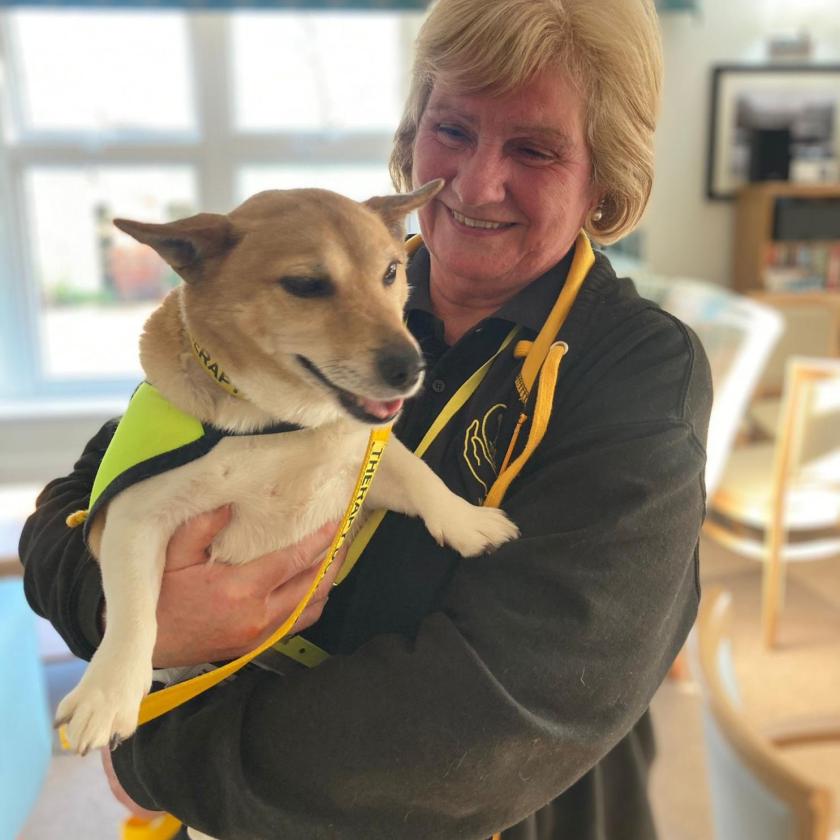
763 242 840 292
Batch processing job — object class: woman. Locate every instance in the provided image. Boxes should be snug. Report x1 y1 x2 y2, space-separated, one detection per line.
20 0 711 838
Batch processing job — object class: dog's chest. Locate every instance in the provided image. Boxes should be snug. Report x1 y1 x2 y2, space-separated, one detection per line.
191 427 368 565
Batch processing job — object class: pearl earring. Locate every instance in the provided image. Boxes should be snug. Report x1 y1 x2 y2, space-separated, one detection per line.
592 206 604 223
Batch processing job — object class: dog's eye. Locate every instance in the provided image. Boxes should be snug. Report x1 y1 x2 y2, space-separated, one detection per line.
383 262 400 287
278 276 334 298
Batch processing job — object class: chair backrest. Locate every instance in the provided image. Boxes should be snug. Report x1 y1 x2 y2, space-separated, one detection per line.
764 357 840 562
633 274 783 495
777 357 840 486
690 588 834 840
749 293 840 397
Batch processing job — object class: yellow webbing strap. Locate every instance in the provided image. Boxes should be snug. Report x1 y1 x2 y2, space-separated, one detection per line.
122 813 181 840
334 324 520 585
109 232 585 840
135 425 390 725
484 232 594 505
516 232 594 399
336 231 594 582
405 233 423 258
58 426 391 750
484 341 567 508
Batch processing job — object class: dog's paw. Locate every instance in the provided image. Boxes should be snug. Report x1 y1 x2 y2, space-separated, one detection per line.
425 498 519 557
55 662 151 755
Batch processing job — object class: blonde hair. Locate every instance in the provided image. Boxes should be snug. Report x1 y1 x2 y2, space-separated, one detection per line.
390 0 663 245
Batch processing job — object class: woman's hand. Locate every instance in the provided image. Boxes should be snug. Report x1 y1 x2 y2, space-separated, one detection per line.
151 507 345 668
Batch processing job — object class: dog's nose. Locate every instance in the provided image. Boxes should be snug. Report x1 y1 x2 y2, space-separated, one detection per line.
376 344 424 391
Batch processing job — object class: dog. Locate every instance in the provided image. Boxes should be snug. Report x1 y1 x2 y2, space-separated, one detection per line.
55 181 519 801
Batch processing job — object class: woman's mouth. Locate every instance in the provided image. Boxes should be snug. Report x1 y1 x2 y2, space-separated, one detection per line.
448 206 515 232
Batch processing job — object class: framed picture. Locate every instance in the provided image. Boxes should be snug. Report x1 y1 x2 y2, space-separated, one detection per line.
706 64 840 200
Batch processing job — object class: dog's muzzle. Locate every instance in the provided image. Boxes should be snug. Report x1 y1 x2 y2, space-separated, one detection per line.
375 344 424 393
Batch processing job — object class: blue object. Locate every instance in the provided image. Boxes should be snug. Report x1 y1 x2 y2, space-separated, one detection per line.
0 579 52 840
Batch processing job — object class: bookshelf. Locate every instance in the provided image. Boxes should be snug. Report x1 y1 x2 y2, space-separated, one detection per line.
732 182 840 294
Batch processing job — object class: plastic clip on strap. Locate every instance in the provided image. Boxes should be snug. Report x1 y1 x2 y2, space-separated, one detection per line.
122 813 182 840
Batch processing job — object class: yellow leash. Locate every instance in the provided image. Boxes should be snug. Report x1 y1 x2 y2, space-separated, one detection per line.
138 424 389 725
59 425 391 748
67 231 595 840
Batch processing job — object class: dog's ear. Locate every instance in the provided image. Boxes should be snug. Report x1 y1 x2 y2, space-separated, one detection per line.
363 179 445 240
113 213 239 283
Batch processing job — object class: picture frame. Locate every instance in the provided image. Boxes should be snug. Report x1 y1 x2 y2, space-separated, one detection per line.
706 64 840 200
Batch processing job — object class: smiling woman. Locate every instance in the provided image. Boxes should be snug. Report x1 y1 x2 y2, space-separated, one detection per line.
20 2 713 840
410 70 599 341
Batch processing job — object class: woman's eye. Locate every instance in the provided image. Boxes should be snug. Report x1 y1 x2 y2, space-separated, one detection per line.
517 146 555 163
383 262 400 287
436 124 468 146
278 276 334 298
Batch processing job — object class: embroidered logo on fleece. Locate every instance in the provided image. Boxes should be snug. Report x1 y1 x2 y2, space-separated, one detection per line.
462 402 507 502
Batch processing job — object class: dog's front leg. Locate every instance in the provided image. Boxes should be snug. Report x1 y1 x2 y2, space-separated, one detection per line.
367 437 519 557
55 506 169 754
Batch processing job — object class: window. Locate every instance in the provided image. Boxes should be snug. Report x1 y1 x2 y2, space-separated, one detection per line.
0 9 421 403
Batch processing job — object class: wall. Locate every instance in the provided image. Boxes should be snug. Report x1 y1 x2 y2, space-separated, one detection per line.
1 405 119 485
645 0 840 286
4 1 840 485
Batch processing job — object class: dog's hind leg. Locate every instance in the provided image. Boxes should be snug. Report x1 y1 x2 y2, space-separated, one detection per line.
55 498 170 754
367 437 519 557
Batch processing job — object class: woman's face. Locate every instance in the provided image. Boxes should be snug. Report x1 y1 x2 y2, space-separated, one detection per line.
411 68 600 303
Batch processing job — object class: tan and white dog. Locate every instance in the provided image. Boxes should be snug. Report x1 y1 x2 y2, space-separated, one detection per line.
56 181 519 781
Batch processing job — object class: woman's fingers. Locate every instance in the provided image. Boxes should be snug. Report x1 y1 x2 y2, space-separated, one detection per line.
267 543 347 634
154 518 345 666
241 519 341 591
165 505 232 571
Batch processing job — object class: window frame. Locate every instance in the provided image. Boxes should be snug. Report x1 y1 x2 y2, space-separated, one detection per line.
0 10 418 405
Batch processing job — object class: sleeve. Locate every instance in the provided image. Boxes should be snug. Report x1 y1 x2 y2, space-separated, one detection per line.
111 315 712 840
19 419 117 661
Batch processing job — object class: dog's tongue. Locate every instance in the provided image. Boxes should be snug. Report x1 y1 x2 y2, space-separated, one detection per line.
358 396 404 420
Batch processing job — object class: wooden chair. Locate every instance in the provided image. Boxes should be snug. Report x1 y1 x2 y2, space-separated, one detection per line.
691 588 840 840
746 293 840 441
706 357 840 646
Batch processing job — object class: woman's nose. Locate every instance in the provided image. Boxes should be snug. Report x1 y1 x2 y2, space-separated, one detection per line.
451 145 507 208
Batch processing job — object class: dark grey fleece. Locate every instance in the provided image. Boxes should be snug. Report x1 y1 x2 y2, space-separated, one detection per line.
20 246 711 840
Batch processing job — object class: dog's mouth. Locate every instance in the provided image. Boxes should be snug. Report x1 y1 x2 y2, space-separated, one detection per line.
295 355 405 424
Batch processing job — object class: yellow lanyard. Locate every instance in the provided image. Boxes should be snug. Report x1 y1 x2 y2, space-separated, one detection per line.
136 426 390 725
335 230 595 583
334 323 520 585
61 232 594 746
